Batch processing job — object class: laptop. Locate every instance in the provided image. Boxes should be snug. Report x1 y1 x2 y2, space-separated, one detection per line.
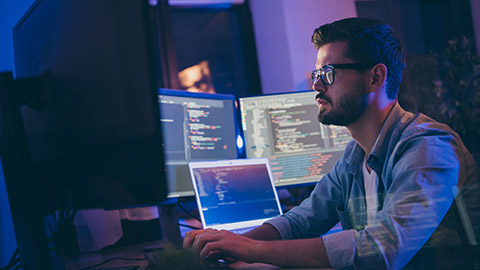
188 158 283 234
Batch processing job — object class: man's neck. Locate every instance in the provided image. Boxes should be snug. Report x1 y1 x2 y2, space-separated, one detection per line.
347 100 396 157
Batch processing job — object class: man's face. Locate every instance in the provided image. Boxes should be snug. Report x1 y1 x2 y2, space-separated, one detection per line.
313 41 370 126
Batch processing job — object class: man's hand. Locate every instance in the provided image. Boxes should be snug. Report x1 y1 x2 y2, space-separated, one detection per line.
183 226 331 268
183 229 259 263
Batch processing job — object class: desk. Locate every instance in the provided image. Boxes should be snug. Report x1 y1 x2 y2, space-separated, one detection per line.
231 261 331 270
63 241 150 269
64 240 331 270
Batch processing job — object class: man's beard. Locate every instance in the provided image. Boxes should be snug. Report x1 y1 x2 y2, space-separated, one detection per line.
317 82 369 126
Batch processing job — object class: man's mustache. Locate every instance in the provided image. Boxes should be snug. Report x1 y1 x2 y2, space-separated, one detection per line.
315 93 331 104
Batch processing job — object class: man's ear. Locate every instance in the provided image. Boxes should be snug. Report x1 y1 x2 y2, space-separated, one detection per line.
368 63 387 92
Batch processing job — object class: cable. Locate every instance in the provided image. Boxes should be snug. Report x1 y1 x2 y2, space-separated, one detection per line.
9 258 20 270
7 249 18 267
177 201 201 222
0 249 19 270
78 257 145 270
0 261 19 270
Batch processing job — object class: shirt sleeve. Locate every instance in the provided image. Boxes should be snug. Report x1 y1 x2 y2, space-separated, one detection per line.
264 161 346 239
263 216 293 240
323 230 356 269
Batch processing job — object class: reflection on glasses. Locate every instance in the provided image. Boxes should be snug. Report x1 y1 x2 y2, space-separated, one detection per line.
311 63 375 85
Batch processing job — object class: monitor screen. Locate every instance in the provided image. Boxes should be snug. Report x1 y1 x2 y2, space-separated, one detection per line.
239 91 352 187
158 89 241 198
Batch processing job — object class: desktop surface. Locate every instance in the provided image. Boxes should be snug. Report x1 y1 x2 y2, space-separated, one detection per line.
63 234 332 270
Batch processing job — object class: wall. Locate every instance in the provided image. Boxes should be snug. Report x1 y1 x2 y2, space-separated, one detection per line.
249 0 480 94
249 0 357 94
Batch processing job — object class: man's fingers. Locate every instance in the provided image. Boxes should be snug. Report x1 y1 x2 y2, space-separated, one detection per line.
191 229 220 255
196 230 236 259
183 230 200 248
205 250 224 261
188 229 224 255
183 229 213 248
200 241 223 259
185 229 243 262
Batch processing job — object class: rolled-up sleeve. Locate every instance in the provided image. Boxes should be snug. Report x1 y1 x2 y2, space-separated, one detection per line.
264 216 293 240
323 230 356 269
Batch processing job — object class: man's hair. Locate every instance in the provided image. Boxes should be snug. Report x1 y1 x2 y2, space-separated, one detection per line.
312 17 405 100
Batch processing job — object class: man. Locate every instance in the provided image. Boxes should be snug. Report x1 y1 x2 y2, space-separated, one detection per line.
183 18 479 269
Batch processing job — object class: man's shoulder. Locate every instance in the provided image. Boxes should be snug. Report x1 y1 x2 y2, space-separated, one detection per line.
372 108 466 173
397 112 459 142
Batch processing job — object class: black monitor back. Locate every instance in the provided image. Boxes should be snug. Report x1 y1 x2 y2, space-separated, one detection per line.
13 0 168 211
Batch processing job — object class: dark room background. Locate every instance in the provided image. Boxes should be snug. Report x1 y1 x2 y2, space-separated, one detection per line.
0 0 479 266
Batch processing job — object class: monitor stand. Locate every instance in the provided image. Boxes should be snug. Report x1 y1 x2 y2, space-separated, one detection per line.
158 202 182 244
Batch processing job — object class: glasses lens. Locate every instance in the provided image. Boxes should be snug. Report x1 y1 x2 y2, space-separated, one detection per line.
312 66 335 85
321 66 334 85
311 70 320 84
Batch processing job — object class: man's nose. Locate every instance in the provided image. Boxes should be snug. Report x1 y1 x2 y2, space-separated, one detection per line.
312 78 327 93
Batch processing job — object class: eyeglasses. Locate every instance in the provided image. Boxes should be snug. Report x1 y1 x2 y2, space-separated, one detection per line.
311 63 375 85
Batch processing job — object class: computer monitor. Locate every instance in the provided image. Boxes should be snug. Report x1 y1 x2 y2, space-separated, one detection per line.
158 89 242 198
239 91 352 187
12 0 169 211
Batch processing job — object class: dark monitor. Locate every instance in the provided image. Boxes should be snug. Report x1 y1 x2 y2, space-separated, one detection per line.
12 0 168 211
239 91 352 187
158 89 242 198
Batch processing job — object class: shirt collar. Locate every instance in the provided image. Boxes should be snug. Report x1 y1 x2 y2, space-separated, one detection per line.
346 102 408 174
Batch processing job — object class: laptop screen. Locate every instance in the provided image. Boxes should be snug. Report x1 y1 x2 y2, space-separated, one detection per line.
189 158 283 231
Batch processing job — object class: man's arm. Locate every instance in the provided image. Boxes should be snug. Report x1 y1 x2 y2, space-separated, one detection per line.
243 223 281 240
254 236 332 268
